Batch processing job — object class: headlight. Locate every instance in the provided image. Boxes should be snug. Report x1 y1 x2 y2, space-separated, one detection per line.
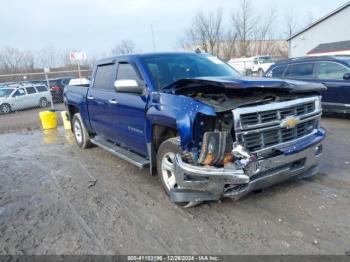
315 96 322 112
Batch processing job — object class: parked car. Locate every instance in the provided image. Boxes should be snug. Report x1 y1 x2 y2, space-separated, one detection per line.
0 84 51 114
47 77 73 103
252 56 282 77
68 78 90 87
265 56 350 114
227 57 255 75
64 52 326 206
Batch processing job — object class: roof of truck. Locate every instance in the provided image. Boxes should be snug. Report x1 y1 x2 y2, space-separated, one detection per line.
96 51 201 65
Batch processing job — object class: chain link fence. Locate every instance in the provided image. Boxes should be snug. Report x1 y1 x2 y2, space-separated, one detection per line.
0 69 92 134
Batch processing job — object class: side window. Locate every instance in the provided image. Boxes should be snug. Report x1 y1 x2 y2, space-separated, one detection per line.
13 88 26 97
315 62 350 80
266 65 287 78
36 86 48 92
93 64 115 90
25 87 37 94
284 63 315 79
116 63 140 81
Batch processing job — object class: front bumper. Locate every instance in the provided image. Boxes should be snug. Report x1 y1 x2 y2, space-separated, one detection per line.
170 128 326 203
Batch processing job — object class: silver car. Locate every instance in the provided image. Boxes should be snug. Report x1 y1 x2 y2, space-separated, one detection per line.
0 84 52 114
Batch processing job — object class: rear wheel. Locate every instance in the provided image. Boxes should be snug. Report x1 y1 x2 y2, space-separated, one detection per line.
72 113 92 148
39 97 48 108
0 104 11 114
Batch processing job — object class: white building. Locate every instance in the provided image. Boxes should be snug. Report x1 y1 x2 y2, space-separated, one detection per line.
287 2 350 57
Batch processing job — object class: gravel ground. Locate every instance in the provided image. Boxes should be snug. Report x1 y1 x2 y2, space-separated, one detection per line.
0 117 349 255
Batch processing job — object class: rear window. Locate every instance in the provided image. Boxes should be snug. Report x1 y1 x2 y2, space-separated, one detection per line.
93 64 115 90
284 63 314 79
25 86 37 94
36 86 48 92
266 65 287 78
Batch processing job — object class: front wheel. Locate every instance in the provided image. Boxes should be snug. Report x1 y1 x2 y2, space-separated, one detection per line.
0 104 11 114
157 137 182 195
157 137 198 207
72 113 92 148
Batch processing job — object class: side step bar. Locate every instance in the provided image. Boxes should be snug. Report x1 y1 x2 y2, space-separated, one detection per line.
90 137 150 169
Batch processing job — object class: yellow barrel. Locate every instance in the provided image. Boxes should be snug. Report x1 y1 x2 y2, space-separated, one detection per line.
39 111 57 130
61 111 71 130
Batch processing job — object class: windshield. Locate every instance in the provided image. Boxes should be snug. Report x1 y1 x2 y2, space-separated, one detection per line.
0 89 14 98
339 58 350 67
140 54 240 90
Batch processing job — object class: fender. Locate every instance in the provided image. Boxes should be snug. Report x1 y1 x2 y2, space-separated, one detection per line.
145 92 216 149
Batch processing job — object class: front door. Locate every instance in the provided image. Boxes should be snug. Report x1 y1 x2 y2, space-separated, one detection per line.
111 62 147 155
12 88 27 110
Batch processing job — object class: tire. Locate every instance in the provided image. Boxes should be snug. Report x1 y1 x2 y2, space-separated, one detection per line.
0 103 11 114
72 113 92 149
157 137 182 196
156 137 194 207
39 97 48 108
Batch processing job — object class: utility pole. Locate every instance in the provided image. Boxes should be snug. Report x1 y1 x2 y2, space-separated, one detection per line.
150 24 156 51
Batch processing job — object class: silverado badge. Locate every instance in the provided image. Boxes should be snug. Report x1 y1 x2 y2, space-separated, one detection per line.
280 116 300 129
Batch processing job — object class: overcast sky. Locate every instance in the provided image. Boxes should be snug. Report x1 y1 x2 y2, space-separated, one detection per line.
1 0 348 57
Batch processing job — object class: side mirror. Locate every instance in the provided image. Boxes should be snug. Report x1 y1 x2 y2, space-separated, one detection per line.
343 73 350 80
114 80 144 94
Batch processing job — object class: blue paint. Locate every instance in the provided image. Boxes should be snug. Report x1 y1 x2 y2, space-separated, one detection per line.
64 52 326 159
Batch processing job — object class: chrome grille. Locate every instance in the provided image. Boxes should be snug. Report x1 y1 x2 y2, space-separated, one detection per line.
240 102 315 127
233 96 322 153
243 119 316 152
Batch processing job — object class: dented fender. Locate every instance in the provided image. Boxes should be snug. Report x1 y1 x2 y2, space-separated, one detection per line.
145 92 216 148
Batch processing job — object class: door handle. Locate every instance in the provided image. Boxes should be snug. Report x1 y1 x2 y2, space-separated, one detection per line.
108 99 118 104
87 96 94 100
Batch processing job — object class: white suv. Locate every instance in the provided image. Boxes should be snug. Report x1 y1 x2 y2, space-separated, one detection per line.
0 84 52 114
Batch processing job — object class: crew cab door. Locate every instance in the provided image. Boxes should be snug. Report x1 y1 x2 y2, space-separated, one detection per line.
314 61 350 105
86 63 118 140
11 88 27 110
111 62 148 155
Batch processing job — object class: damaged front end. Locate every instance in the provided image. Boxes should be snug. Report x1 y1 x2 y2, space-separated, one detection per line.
170 94 326 204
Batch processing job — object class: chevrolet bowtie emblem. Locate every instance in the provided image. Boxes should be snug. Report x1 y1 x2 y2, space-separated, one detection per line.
280 116 300 129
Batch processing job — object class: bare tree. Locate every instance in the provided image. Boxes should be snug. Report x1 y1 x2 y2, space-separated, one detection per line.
284 11 299 38
231 0 257 57
254 9 279 55
111 40 136 55
183 8 224 55
35 46 63 68
220 30 238 60
0 47 34 74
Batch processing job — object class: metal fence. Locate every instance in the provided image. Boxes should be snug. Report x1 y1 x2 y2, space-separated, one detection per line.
0 70 92 134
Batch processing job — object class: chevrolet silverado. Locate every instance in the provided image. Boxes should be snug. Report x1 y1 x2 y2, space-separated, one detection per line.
64 52 326 207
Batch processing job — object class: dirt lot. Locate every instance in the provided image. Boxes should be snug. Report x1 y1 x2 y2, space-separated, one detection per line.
0 117 349 255
0 103 65 134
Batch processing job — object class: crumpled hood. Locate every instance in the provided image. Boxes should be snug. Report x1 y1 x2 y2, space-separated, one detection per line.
162 76 327 94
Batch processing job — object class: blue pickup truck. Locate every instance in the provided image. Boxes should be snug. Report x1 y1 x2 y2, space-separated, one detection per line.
64 52 326 206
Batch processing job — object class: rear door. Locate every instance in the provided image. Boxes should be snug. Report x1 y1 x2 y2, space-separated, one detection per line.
314 61 350 104
111 62 147 155
25 86 39 107
87 63 118 140
283 62 315 80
